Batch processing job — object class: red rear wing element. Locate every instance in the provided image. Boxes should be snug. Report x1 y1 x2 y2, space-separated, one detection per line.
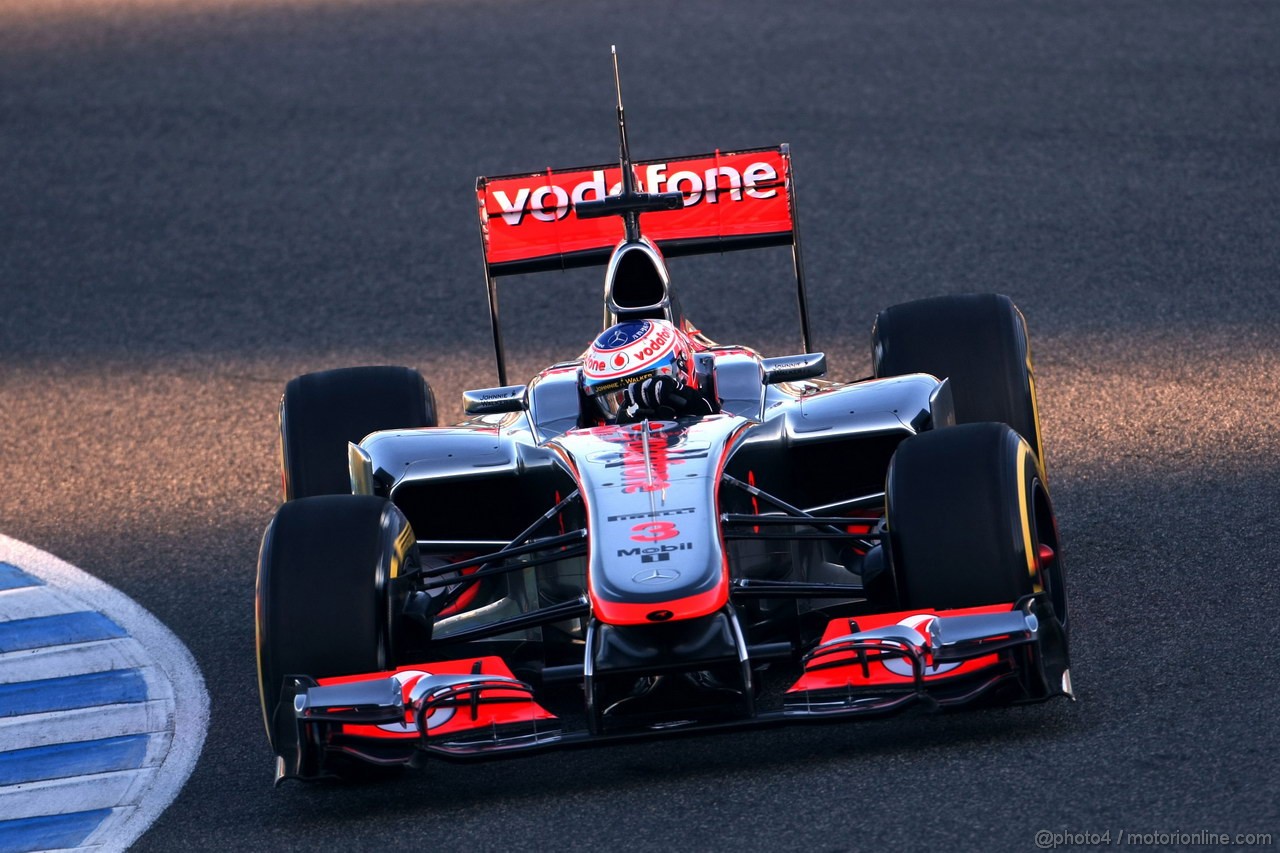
477 145 797 275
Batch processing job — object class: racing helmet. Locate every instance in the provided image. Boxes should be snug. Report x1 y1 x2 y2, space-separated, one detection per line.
581 319 696 419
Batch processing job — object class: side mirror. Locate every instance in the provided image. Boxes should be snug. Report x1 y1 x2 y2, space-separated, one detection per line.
463 385 527 415
762 353 826 385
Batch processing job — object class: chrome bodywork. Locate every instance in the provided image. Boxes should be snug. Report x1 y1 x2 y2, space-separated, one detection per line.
346 355 953 652
550 416 750 616
356 356 951 538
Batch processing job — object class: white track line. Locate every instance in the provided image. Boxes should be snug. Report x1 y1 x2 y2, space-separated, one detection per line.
0 702 176 753
0 638 156 686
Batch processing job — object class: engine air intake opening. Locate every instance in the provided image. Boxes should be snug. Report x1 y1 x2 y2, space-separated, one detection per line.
609 247 668 318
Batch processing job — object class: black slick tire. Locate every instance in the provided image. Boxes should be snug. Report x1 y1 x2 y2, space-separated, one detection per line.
280 366 436 500
886 422 1064 615
255 495 416 754
872 293 1045 473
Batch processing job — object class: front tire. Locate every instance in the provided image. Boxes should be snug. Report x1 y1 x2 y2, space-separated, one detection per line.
886 422 1064 616
255 495 415 754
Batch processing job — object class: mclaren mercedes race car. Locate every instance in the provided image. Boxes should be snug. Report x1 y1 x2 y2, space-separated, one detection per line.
255 53 1071 783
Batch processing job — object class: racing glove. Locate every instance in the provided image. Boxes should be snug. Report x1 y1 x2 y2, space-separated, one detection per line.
622 375 712 422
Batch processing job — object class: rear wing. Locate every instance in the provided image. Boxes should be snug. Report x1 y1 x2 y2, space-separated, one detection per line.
475 145 811 384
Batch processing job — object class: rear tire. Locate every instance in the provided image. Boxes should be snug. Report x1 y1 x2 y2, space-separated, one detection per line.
280 366 436 500
256 495 416 754
886 423 1063 614
872 293 1045 472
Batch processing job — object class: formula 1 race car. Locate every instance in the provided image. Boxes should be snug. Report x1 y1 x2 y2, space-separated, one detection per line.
255 52 1071 783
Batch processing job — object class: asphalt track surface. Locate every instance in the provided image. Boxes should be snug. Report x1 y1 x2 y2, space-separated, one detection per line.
2 1 1278 850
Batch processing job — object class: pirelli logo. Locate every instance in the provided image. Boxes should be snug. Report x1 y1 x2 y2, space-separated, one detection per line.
607 507 695 523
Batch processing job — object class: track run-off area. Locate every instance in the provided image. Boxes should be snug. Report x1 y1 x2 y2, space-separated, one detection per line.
1 1 1278 850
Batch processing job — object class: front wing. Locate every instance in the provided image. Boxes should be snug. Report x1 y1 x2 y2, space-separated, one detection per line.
271 596 1070 783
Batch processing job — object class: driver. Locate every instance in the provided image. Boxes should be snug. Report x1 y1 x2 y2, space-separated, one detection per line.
581 319 716 423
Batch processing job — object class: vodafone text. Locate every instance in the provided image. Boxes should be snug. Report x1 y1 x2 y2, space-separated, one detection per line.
584 325 673 376
492 161 780 226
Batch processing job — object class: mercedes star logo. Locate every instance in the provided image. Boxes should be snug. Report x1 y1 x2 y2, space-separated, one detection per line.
632 567 681 585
